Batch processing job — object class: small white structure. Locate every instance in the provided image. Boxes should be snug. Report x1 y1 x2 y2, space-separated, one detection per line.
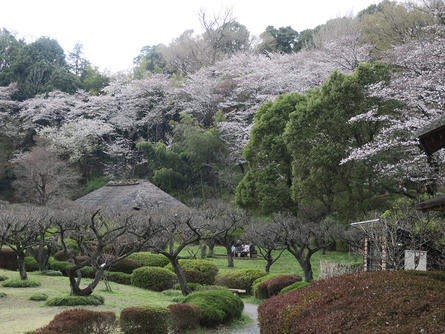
404 250 427 271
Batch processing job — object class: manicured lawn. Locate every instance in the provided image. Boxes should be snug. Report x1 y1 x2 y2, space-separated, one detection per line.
0 269 173 334
186 246 360 279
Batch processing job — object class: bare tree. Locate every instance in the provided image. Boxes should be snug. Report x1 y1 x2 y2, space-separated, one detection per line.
243 220 286 273
52 203 158 296
273 211 341 282
12 141 79 206
0 204 48 280
142 208 207 296
204 200 249 268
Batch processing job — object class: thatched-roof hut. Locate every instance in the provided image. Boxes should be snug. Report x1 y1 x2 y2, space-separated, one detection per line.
75 180 187 212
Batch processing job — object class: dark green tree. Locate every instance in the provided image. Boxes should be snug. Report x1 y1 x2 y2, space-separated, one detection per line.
258 26 299 53
235 93 305 214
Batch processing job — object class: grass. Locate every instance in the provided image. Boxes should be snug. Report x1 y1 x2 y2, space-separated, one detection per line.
185 245 360 280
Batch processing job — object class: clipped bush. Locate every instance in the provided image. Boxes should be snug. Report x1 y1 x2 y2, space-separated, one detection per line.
183 289 244 327
166 260 218 285
48 258 71 275
280 280 310 294
0 292 6 297
2 278 41 287
108 257 141 274
217 269 266 293
79 266 95 278
0 274 8 281
128 252 169 267
168 303 202 332
131 266 176 291
120 306 169 334
31 308 115 334
173 282 202 291
53 249 77 261
24 256 39 271
258 271 445 334
30 293 48 301
46 294 104 306
253 273 284 299
0 248 17 270
105 271 131 285
260 274 301 298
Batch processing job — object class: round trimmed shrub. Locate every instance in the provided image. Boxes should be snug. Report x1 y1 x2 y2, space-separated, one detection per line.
2 278 41 287
168 303 202 331
46 294 104 306
108 257 141 274
253 273 285 299
0 248 17 270
31 308 115 334
183 289 244 327
53 249 77 261
259 274 301 299
127 252 169 267
217 269 266 293
120 306 169 334
30 293 48 301
258 271 445 334
80 266 95 278
174 282 202 291
166 260 218 285
0 274 9 281
105 271 132 285
280 281 310 294
48 258 71 275
131 266 176 291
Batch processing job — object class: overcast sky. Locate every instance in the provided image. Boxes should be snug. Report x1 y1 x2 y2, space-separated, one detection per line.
1 0 381 73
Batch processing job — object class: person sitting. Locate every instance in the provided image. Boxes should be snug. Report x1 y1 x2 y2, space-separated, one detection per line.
249 243 257 258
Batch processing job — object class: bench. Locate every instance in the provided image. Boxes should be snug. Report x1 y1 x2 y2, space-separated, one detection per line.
229 288 247 296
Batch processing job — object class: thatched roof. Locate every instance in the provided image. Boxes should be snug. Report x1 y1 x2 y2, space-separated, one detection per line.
75 180 188 212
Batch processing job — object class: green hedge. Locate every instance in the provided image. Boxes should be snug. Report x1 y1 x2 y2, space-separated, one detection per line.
127 252 169 267
280 281 310 294
131 266 176 291
106 271 132 285
24 256 39 272
0 292 6 297
166 260 218 285
183 289 244 327
2 278 41 287
217 269 266 294
120 306 169 334
0 274 8 281
46 294 104 306
48 258 71 275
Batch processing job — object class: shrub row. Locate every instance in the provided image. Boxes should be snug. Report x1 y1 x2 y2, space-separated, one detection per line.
128 252 169 267
258 271 445 334
183 289 244 327
216 269 266 294
131 266 176 291
31 309 115 334
166 260 218 285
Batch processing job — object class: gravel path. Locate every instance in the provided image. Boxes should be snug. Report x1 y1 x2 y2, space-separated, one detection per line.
234 303 260 334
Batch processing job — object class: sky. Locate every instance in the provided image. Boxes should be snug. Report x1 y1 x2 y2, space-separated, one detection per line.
1 0 381 73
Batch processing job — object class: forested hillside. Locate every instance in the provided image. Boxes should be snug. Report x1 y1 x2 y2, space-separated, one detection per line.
1 0 444 218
